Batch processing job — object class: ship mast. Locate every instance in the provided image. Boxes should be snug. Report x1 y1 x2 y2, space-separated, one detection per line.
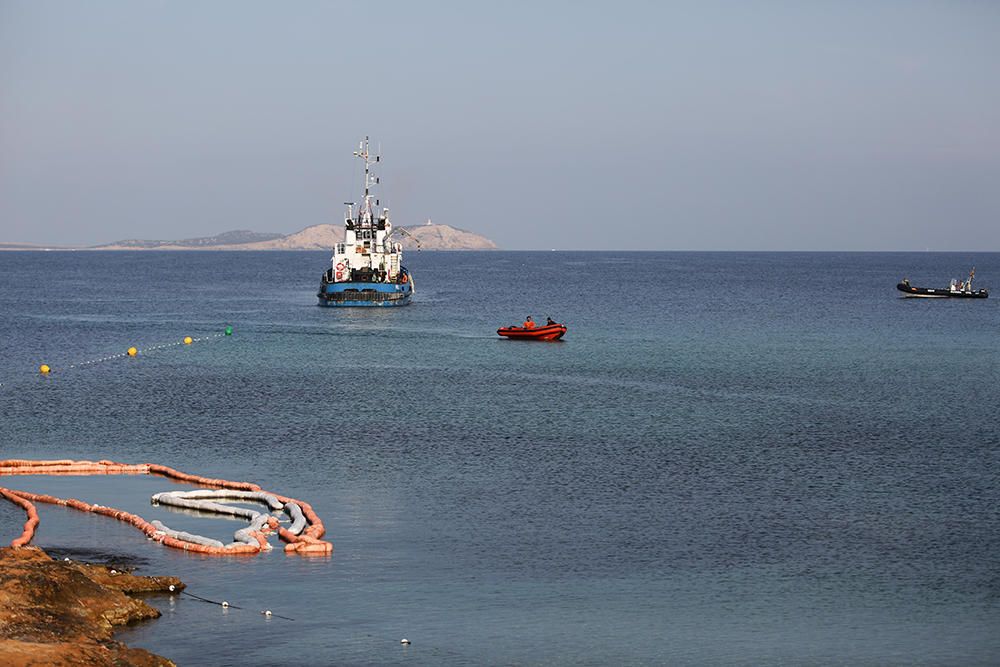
353 136 380 225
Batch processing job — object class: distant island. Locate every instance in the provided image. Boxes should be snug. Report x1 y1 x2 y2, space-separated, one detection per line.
0 223 498 251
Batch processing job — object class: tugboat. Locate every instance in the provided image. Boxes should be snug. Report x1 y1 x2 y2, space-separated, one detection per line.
896 268 988 299
317 137 413 307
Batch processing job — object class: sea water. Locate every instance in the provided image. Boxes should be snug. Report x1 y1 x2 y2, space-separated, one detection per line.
1 250 998 666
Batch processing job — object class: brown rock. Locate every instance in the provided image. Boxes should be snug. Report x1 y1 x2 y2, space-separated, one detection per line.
0 547 181 666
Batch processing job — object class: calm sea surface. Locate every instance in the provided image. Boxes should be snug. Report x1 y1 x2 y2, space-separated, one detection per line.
1 250 998 666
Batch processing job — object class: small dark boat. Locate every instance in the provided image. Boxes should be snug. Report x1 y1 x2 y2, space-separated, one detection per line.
896 268 988 299
497 323 567 341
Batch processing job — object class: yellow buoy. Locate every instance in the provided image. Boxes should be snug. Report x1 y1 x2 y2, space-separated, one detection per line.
39 364 51 375
127 347 138 357
183 336 193 345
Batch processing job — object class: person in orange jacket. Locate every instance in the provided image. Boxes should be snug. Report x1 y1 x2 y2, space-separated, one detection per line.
523 316 535 329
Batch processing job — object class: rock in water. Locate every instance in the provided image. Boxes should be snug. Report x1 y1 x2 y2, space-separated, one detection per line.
0 546 182 666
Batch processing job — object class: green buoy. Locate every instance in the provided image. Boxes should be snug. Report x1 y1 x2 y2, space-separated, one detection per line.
224 326 233 336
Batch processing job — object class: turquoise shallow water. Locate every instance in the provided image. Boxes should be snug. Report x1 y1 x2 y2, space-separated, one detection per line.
1 250 999 665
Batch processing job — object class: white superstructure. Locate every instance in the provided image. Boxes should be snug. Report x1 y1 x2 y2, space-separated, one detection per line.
326 137 404 283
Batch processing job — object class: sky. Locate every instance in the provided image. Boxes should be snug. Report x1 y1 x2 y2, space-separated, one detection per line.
1 1 998 250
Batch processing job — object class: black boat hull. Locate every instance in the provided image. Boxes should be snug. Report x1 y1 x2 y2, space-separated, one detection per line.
896 283 988 298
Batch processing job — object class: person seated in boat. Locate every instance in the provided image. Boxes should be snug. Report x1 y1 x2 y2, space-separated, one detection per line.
523 316 535 329
546 317 556 326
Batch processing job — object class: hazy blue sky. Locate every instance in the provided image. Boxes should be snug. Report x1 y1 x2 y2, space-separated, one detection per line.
2 1 998 249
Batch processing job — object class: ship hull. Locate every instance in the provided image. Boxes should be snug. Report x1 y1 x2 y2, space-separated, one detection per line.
317 281 413 307
896 283 988 299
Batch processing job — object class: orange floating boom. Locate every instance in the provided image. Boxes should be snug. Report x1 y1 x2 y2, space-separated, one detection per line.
0 459 332 556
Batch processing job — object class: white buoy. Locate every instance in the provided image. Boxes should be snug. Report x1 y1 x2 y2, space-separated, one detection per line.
109 569 117 575
401 638 411 645
264 610 272 617
168 585 176 592
221 601 229 608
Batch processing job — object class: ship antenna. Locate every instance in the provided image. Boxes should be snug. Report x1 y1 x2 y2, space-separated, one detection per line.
353 136 376 223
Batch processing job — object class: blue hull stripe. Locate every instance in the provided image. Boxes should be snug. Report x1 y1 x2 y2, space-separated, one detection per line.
317 281 413 307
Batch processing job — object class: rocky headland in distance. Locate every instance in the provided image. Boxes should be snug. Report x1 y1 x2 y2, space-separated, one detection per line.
84 222 497 251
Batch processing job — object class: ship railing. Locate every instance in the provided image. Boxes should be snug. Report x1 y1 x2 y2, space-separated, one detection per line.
323 290 408 302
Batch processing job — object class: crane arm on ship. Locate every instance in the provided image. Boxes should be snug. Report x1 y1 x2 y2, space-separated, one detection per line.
396 227 422 250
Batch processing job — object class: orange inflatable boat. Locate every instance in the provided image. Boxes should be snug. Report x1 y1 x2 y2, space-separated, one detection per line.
497 323 567 341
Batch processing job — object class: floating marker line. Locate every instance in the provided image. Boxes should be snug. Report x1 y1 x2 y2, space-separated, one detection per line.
14 327 235 382
1 330 232 388
177 587 294 620
262 610 295 621
180 590 244 610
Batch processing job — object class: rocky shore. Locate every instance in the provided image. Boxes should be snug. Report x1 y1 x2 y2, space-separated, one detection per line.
0 546 182 666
